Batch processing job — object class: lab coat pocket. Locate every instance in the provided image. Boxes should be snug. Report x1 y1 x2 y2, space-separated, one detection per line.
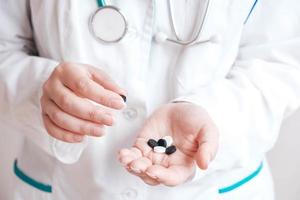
13 166 52 200
218 163 274 200
13 140 56 199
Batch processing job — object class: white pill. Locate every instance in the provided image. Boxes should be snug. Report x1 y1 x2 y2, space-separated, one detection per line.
163 136 173 147
154 146 166 154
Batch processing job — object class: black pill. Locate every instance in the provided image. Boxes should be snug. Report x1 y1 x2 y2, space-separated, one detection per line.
157 139 167 147
147 139 158 149
165 145 176 155
120 94 127 103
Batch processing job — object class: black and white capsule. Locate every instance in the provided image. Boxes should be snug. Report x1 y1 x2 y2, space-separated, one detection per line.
147 139 158 149
165 145 177 155
154 146 166 154
162 136 173 147
157 139 167 147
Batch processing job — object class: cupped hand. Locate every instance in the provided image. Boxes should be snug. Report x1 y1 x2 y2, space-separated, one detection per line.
41 62 126 143
118 102 219 186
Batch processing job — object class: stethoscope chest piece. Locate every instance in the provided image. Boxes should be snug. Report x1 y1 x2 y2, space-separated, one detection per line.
89 6 127 43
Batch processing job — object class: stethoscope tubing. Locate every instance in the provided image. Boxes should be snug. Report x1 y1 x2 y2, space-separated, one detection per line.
167 0 211 46
94 0 213 46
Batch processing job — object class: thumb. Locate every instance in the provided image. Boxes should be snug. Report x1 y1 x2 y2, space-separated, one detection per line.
194 124 219 170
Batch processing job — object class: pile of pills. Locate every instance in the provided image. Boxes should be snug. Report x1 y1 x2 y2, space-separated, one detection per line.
147 136 176 155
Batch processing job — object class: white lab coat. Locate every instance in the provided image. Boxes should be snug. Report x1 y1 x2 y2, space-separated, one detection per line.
0 0 299 199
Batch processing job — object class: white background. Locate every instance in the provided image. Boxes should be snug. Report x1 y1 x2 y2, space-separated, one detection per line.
1 110 300 199
267 109 300 199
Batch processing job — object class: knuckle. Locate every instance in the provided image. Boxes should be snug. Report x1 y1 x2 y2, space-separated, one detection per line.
43 123 51 135
88 109 100 121
79 123 90 135
40 95 45 107
43 116 65 142
62 133 70 142
98 95 110 106
50 132 62 141
56 62 68 72
50 111 61 123
53 65 63 76
90 126 103 136
54 62 73 77
46 129 56 138
88 126 96 136
75 77 90 94
62 132 76 143
59 94 72 110
44 123 57 138
42 81 50 93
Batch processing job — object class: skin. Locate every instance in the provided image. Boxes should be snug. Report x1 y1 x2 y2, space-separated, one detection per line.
118 103 219 186
41 62 219 186
40 62 126 143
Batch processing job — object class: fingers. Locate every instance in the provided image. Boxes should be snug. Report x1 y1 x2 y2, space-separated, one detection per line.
139 176 160 186
89 67 127 96
145 165 194 186
61 71 125 110
133 138 153 156
41 96 106 137
42 114 84 143
195 142 211 170
118 149 161 186
129 157 152 174
119 146 189 187
44 80 114 125
118 147 143 167
195 123 219 170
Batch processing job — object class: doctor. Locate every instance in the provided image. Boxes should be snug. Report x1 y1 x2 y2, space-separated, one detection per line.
1 0 300 199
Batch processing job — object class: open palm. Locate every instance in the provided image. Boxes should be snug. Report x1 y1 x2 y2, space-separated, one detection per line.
118 103 219 186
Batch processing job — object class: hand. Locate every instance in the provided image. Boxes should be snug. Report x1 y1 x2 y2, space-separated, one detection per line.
118 102 219 186
41 62 126 143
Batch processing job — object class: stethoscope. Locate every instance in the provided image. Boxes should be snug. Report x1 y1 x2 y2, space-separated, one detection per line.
89 0 220 46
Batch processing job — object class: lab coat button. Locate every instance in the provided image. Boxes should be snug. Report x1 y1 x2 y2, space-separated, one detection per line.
122 108 138 120
121 188 138 199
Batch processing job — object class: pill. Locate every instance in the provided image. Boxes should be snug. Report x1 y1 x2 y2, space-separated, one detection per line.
147 139 158 149
165 145 176 155
120 94 127 103
154 146 166 154
162 136 173 147
157 139 167 147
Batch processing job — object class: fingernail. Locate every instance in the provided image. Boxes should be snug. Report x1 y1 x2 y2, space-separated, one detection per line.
74 135 83 142
204 154 211 168
103 114 114 125
93 127 104 136
119 94 127 103
146 172 157 179
131 167 141 174
110 98 125 109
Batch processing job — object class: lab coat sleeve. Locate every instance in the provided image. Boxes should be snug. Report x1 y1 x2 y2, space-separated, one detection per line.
173 1 300 171
0 1 56 156
0 1 86 162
